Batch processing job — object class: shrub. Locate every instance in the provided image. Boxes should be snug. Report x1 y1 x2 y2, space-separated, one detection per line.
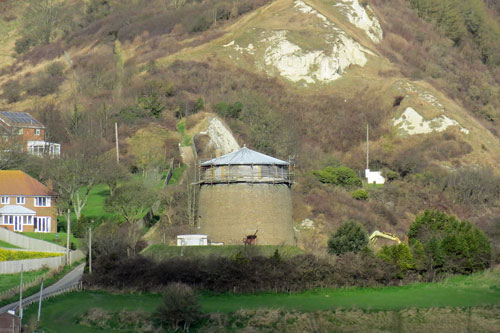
152 282 203 332
214 101 243 118
2 80 22 103
313 166 362 188
327 220 369 256
14 37 34 54
352 189 369 200
408 210 491 273
378 243 415 278
73 214 92 238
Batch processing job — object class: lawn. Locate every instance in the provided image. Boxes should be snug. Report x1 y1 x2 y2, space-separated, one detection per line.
0 240 22 249
22 232 81 249
142 245 305 260
200 270 500 312
57 183 118 225
0 268 49 294
22 267 500 332
23 291 161 333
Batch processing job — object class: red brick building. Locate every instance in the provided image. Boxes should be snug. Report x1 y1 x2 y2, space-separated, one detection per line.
0 111 60 157
0 170 57 233
0 312 21 333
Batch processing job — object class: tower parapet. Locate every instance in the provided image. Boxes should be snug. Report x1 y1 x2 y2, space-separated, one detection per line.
199 146 293 185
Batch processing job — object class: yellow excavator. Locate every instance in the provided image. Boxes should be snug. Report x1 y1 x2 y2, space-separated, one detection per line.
369 230 402 248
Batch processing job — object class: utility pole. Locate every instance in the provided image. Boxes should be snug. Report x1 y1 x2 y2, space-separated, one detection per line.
88 225 92 274
67 208 71 266
366 123 369 170
37 280 44 322
19 264 23 320
115 122 120 164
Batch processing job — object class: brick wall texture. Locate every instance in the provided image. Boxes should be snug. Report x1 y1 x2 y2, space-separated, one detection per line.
199 183 295 245
0 197 57 232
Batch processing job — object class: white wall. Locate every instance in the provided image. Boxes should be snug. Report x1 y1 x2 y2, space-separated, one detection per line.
0 228 66 252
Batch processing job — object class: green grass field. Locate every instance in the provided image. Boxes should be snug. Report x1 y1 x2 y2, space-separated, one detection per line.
22 232 80 249
142 244 305 260
22 267 500 332
0 240 22 249
57 184 118 225
200 270 500 312
0 268 49 294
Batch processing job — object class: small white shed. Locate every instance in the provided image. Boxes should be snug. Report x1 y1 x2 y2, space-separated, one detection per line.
365 169 385 185
176 234 208 246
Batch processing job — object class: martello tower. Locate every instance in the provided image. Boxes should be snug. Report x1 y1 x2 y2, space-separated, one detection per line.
197 146 295 245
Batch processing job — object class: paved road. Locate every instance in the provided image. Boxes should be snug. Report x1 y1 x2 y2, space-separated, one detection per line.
0 263 85 314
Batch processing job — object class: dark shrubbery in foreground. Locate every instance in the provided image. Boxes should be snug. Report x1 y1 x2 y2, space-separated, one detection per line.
85 251 397 293
152 283 204 332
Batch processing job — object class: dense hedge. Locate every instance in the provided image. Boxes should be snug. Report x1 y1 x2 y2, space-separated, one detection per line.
85 251 398 293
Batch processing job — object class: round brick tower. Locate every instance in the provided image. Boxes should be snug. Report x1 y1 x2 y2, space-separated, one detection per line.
198 146 295 245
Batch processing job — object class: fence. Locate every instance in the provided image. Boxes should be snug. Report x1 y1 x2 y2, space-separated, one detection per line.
0 267 60 302
13 281 83 313
164 158 174 187
0 250 84 274
0 229 66 253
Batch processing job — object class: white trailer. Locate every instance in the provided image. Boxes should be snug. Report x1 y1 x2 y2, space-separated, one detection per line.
176 234 208 246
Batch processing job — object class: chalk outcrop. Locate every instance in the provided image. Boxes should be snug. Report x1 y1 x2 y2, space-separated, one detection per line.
336 0 383 43
225 0 376 84
205 117 240 154
393 107 469 135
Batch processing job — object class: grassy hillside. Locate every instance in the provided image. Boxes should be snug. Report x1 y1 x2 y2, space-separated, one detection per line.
1 0 500 257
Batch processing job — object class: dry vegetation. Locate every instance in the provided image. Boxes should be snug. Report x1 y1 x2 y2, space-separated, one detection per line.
1 0 500 259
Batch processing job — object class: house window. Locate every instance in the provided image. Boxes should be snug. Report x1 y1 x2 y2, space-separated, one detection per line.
3 215 13 224
16 197 25 204
35 129 40 136
34 217 51 232
34 197 50 207
18 128 23 135
1 196 9 204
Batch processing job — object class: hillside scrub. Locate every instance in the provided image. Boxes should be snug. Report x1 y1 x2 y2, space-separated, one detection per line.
373 0 500 125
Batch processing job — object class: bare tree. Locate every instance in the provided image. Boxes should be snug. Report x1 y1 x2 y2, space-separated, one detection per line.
105 180 156 256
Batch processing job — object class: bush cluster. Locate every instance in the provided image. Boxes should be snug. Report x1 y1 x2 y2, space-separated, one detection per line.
377 210 491 278
85 251 397 293
313 166 362 188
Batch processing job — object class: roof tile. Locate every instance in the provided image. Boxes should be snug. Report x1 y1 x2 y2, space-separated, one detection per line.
0 170 56 196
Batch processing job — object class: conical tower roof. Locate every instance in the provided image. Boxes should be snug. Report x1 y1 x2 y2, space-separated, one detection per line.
201 146 289 166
